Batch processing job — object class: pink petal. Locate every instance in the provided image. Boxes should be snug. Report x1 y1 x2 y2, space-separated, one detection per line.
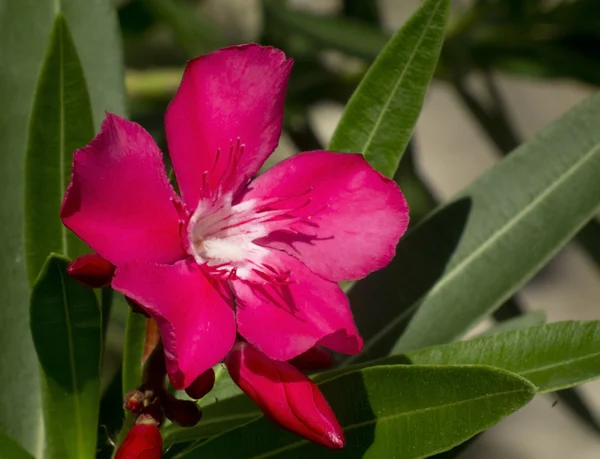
225 342 344 449
61 114 185 266
232 254 362 360
165 44 292 209
112 260 236 389
239 151 409 282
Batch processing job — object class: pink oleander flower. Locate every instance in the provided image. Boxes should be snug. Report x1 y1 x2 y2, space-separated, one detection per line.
226 341 344 449
61 44 409 389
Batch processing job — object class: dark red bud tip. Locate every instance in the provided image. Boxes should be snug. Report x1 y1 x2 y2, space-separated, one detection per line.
289 347 333 372
115 423 162 459
185 368 215 400
67 254 115 288
126 297 151 318
162 393 202 427
123 390 145 413
226 342 345 450
138 401 164 427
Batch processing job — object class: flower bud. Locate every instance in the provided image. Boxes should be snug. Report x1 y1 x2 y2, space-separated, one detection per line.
225 342 344 449
162 392 202 427
138 402 164 427
67 254 115 288
115 423 162 459
288 347 333 372
185 368 215 399
123 389 145 413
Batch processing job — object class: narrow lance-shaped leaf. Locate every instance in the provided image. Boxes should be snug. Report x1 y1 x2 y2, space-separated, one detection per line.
347 91 600 362
0 0 124 451
405 321 600 393
329 0 450 178
24 14 93 284
166 320 600 445
30 254 102 459
176 365 535 459
329 321 600 394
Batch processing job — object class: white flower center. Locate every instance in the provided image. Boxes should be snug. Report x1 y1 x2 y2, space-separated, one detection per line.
187 194 270 280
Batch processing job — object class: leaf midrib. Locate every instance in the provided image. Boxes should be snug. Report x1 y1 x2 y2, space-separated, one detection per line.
519 351 600 379
245 387 531 459
57 262 84 458
362 139 600 356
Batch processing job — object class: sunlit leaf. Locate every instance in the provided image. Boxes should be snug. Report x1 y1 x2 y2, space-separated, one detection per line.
329 0 450 178
24 15 93 283
347 91 600 362
0 0 124 451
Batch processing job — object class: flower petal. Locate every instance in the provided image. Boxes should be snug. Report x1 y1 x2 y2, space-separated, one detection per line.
112 260 236 389
165 44 292 209
239 151 409 282
232 254 362 360
61 113 185 265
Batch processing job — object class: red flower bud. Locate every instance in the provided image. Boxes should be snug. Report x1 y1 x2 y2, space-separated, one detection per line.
225 342 344 449
123 389 145 413
115 423 162 459
162 392 202 427
185 368 215 399
67 254 115 288
288 347 333 372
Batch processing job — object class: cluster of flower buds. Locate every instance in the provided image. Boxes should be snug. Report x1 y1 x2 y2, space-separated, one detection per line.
68 254 344 452
115 342 215 458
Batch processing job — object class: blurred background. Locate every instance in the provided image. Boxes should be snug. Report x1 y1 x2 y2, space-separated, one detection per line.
108 0 600 457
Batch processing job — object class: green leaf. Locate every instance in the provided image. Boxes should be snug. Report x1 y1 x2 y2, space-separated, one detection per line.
329 0 450 177
332 321 600 394
0 429 35 459
30 254 102 459
175 365 534 459
24 14 93 284
122 307 147 397
264 1 387 61
405 321 600 393
348 91 600 362
479 310 547 336
0 0 125 452
170 321 600 446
